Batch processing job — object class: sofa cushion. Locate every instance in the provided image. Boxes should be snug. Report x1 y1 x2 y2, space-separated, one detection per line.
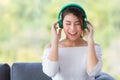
95 72 115 80
11 62 52 80
0 63 10 80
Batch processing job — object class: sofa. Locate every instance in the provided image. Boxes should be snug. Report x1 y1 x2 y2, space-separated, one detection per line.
0 62 115 80
0 63 10 80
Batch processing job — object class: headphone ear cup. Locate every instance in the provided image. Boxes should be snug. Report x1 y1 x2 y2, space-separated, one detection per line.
83 21 87 29
58 19 63 28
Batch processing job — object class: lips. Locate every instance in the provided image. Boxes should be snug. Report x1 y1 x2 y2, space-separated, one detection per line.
68 32 77 36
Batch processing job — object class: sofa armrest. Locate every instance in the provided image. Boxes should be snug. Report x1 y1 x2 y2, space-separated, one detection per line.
11 62 52 80
95 72 115 80
0 63 10 80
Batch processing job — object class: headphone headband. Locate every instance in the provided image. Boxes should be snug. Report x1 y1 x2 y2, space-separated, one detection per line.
58 3 87 29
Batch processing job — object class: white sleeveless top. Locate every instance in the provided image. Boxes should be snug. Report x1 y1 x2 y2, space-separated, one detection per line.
42 45 102 80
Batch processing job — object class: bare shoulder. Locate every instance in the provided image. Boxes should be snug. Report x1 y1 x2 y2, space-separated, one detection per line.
44 43 51 48
44 41 64 49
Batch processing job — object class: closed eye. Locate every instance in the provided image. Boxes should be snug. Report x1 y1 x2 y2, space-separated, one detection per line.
75 22 80 25
65 22 71 25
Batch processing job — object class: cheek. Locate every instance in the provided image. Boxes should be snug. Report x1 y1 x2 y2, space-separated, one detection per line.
63 26 69 31
76 25 82 31
78 28 82 31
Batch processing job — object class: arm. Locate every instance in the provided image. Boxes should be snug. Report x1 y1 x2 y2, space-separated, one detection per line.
48 36 59 61
87 39 98 73
86 21 102 76
48 21 62 61
42 21 62 77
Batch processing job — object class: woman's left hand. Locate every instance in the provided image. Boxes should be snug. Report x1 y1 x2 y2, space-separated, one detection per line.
86 21 94 41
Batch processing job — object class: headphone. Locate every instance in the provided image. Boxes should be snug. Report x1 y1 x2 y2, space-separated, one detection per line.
58 3 87 29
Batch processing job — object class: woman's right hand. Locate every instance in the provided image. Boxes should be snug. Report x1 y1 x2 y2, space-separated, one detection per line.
48 21 62 61
52 21 62 41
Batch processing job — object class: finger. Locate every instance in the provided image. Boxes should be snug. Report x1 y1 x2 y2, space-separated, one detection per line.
88 26 94 33
87 23 94 31
87 21 93 27
53 21 58 27
88 25 93 31
52 21 58 31
87 21 94 30
58 28 62 34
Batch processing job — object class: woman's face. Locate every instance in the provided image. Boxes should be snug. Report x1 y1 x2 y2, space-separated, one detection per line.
63 13 83 41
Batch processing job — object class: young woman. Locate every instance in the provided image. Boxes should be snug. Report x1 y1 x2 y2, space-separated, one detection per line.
42 3 114 80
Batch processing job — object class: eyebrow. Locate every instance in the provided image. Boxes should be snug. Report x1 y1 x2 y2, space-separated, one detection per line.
65 20 80 23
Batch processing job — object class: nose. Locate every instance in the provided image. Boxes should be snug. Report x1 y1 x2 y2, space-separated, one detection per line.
70 24 76 31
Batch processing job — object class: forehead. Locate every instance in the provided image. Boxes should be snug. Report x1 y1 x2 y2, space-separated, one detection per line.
63 13 79 22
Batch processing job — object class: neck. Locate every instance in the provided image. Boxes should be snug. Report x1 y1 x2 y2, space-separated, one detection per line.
64 38 84 47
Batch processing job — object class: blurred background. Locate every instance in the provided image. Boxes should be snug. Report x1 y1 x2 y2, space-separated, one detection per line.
0 0 120 79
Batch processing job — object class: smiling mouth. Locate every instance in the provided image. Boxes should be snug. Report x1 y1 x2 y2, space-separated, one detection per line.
68 32 77 36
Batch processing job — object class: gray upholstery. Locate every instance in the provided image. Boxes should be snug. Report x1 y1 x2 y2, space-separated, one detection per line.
11 62 52 80
95 72 115 80
0 62 113 80
11 62 116 80
0 63 10 80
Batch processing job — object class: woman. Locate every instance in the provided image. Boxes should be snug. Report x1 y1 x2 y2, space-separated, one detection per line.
42 3 114 80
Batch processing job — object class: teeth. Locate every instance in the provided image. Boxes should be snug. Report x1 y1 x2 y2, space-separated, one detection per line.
69 32 76 34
